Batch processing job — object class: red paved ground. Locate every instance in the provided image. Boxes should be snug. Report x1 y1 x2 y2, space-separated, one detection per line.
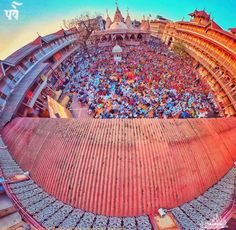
70 95 91 119
2 118 236 216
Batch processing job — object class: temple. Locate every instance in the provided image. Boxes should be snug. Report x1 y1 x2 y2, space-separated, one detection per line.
91 5 150 46
0 3 236 230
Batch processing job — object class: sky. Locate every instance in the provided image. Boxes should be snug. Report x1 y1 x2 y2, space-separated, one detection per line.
0 0 236 59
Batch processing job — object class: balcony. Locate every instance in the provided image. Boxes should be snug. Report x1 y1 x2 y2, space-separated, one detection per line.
176 26 236 58
176 33 236 77
182 45 236 111
26 77 48 108
0 62 50 127
0 38 78 125
45 46 79 77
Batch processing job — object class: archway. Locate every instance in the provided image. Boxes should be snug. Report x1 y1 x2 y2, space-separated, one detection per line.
137 34 143 40
167 37 173 46
116 35 123 41
130 34 135 40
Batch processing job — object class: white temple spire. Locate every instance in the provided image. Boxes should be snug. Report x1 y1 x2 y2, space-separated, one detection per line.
125 7 132 28
105 9 112 30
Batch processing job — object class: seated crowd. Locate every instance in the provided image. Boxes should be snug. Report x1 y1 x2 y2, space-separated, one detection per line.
49 38 219 119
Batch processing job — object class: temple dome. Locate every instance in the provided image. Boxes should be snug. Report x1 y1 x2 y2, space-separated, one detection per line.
112 44 122 53
109 21 128 30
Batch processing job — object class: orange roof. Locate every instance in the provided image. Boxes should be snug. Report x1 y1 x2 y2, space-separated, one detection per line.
65 27 78 35
189 10 210 20
42 29 65 43
31 36 43 46
3 36 42 65
209 20 222 30
177 21 236 43
229 28 236 34
2 117 236 217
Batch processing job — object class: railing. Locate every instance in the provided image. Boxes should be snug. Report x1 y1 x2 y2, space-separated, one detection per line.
176 33 236 77
183 46 236 112
126 41 140 46
176 25 236 55
94 28 147 35
26 77 48 108
168 31 236 111
45 46 80 77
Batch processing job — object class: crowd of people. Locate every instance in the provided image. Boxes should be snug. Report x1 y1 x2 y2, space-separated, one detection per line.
50 38 219 119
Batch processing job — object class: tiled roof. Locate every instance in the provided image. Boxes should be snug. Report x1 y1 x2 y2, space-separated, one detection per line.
178 21 236 41
64 27 77 36
0 139 152 229
229 28 236 34
42 29 65 43
189 10 210 20
2 117 236 217
3 37 42 65
0 136 235 229
1 28 72 66
209 20 222 30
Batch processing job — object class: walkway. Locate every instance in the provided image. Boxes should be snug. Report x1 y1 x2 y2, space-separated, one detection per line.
70 94 91 119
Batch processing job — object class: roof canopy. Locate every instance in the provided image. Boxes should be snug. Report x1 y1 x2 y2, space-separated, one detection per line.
229 28 236 34
2 36 42 66
189 10 210 20
2 117 236 216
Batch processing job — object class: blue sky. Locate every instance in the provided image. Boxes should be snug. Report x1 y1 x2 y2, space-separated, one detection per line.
0 0 236 59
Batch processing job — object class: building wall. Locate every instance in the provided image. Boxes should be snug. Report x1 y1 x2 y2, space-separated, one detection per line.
150 19 236 117
0 31 80 127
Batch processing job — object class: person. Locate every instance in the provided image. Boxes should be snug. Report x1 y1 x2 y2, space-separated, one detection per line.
49 37 219 119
